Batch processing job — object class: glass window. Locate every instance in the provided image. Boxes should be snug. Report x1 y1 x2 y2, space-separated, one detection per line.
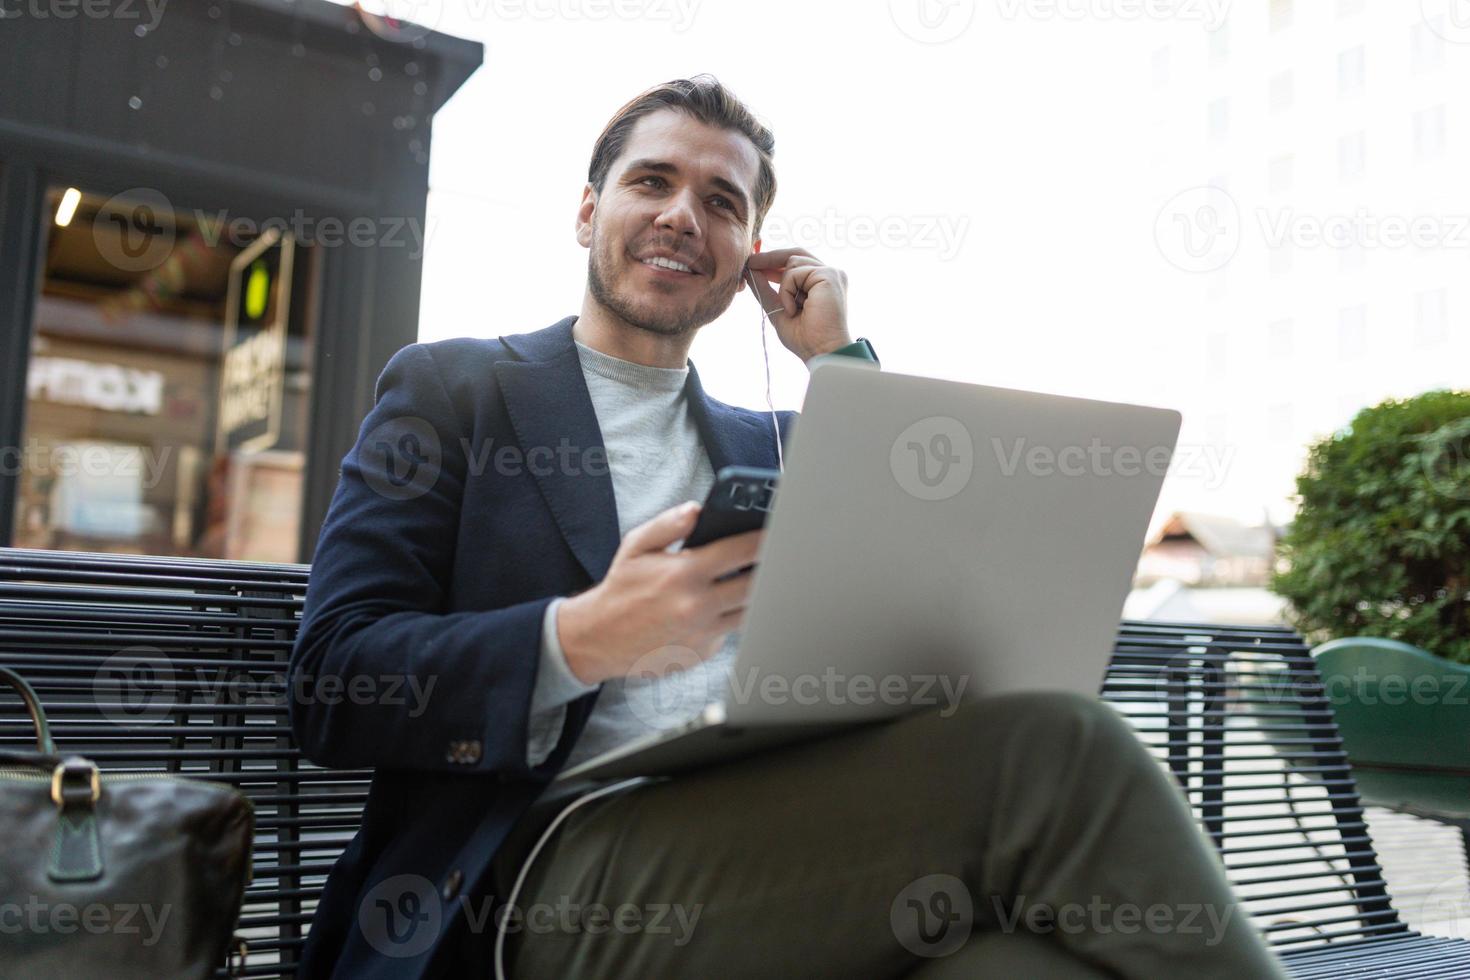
1414 104 1447 161
1338 46 1366 100
14 187 316 562
1338 130 1367 180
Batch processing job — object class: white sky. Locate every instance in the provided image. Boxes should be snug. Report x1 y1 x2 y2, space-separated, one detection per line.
339 0 1468 535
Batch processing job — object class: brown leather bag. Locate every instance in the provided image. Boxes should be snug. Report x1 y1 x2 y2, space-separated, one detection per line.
0 666 254 978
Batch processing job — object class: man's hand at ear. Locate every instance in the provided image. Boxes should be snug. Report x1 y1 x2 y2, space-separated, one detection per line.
557 501 763 685
746 247 853 364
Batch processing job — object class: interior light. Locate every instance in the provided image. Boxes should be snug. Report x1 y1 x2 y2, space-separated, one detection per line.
54 188 82 228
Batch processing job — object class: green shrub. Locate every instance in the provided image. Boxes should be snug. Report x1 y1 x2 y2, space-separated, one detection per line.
1272 389 1470 663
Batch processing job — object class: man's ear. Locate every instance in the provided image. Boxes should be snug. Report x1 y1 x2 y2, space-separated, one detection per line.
740 237 762 291
575 184 597 248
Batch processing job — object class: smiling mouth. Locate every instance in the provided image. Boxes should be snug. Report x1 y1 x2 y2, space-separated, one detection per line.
636 254 701 277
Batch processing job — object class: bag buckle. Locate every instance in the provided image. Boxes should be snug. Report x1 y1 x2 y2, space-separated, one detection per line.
51 759 101 809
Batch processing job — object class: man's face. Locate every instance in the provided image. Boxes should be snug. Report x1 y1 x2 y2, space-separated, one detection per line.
578 108 762 338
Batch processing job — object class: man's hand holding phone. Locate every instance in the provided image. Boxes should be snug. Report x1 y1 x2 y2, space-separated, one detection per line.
556 501 763 686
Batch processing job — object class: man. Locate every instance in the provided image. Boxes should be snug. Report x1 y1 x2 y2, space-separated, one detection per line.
289 75 1287 979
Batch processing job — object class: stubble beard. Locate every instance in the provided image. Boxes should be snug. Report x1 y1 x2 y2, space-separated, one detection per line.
587 226 744 338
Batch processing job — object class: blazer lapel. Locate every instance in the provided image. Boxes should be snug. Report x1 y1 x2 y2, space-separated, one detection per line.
684 361 784 475
494 316 785 584
494 318 622 583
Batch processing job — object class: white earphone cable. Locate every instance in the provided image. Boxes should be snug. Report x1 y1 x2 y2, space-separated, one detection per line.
745 266 785 472
493 776 660 980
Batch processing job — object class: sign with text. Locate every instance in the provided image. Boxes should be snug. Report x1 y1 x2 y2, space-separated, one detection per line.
216 230 295 455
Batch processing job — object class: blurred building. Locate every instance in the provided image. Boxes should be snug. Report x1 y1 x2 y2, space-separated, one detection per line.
1149 1 1470 526
0 0 479 561
1136 511 1280 587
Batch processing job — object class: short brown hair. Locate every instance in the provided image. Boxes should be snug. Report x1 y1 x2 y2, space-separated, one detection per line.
587 74 776 239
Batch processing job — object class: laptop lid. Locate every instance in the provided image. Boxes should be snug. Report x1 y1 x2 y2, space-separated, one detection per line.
721 359 1182 727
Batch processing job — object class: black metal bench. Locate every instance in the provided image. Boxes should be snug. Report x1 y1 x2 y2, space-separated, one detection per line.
0 548 1465 977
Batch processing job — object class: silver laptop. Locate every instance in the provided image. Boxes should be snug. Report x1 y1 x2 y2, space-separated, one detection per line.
556 358 1182 783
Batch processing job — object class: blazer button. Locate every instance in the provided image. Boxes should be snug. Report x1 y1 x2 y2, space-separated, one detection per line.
442 869 464 901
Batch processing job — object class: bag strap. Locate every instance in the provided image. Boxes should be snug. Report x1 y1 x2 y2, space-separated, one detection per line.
0 666 55 755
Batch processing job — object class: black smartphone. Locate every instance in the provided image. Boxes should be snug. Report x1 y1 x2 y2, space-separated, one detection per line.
680 465 780 550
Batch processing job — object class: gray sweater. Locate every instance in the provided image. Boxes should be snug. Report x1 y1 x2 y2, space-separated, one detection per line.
526 340 742 768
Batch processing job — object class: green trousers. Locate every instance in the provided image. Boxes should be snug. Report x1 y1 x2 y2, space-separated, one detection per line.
476 691 1288 979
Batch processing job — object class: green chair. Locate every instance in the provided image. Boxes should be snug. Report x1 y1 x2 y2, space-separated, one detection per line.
1314 637 1470 861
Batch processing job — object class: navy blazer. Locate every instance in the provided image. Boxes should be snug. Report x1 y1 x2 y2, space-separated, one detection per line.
288 315 796 979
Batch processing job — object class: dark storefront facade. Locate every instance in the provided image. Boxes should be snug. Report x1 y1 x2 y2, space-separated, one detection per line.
0 0 480 561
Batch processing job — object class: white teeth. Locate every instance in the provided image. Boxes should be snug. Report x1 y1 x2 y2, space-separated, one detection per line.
643 256 694 273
